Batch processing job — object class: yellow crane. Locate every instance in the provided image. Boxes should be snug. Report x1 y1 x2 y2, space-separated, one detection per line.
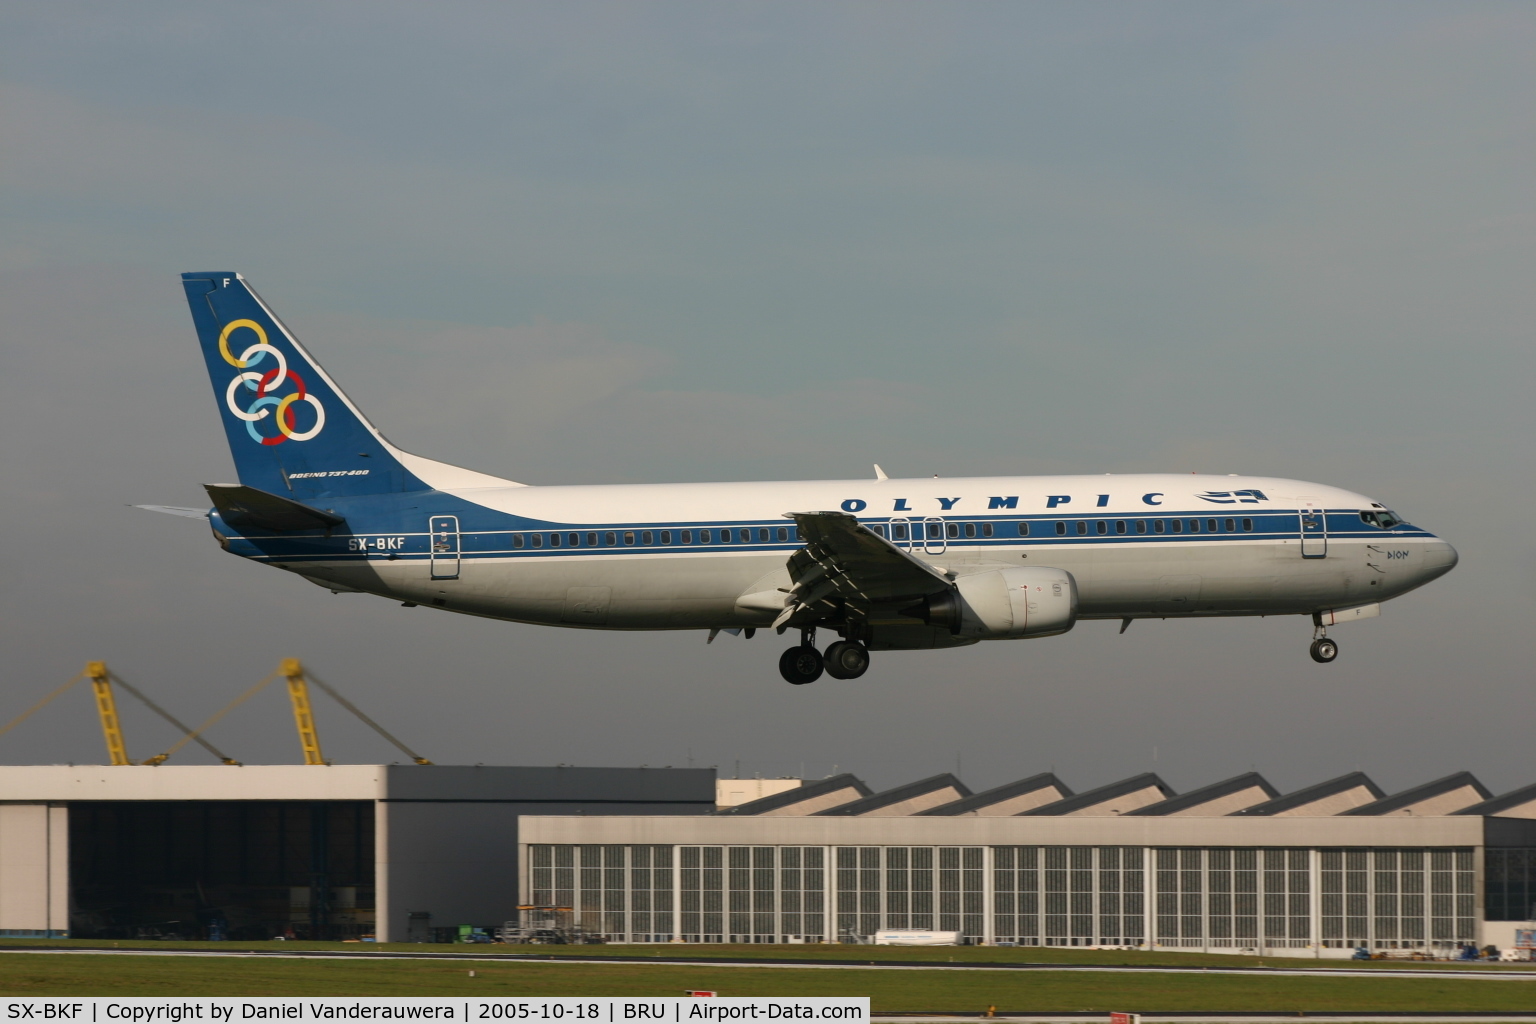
1 659 430 767
0 662 240 765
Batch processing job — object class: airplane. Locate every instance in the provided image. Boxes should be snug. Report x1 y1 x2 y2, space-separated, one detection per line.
142 272 1458 684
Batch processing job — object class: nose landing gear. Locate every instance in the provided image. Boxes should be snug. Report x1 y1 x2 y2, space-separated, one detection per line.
1309 613 1339 663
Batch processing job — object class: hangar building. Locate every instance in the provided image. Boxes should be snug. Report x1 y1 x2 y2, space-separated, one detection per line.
519 769 1536 958
0 764 712 941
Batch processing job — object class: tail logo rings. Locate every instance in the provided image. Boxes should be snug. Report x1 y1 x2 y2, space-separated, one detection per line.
218 320 325 445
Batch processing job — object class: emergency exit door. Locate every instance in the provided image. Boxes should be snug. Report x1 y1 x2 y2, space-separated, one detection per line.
429 515 460 579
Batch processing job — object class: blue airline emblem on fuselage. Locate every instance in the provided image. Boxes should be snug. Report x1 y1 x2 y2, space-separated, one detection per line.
1197 489 1268 504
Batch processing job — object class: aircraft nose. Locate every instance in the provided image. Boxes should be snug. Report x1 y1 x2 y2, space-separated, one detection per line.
1422 538 1458 579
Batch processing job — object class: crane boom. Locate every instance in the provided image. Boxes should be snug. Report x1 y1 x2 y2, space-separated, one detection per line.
86 661 131 765
281 658 327 765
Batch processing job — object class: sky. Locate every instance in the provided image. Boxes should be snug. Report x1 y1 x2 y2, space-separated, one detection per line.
1 1 1532 799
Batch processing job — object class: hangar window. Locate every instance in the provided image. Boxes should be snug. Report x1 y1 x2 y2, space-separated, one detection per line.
1115 521 1126 534
586 533 597 547
1224 519 1236 533
1096 521 1108 535
777 527 789 542
1241 518 1253 532
605 532 616 546
1135 520 1147 534
513 534 525 548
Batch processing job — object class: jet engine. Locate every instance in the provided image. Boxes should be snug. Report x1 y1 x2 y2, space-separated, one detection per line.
904 566 1078 639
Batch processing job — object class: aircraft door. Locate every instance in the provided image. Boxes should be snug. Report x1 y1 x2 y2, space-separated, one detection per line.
1298 500 1327 559
429 515 460 579
923 517 948 555
889 518 914 550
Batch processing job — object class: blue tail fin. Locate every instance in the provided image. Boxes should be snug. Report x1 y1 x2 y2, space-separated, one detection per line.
184 272 428 500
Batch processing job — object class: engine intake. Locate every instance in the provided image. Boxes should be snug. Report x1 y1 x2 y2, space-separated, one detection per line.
904 566 1078 639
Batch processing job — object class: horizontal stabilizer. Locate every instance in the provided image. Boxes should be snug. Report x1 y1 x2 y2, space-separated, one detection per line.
133 505 210 520
204 484 346 533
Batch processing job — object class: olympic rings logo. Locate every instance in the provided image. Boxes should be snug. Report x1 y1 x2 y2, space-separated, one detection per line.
218 319 326 445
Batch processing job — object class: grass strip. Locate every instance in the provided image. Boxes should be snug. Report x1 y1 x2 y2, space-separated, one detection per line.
2 953 1534 1010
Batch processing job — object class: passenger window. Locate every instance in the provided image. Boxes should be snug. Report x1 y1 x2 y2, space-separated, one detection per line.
681 530 693 544
568 533 579 546
739 529 751 542
1188 519 1199 532
1224 518 1235 532
1170 519 1181 533
718 529 730 544
1241 518 1253 532
605 532 616 546
928 522 943 539
586 533 597 547
662 530 673 545
1096 521 1108 535
946 522 959 538
513 534 525 548
893 523 909 540
777 526 788 542
758 528 769 542
1115 521 1126 534
531 533 543 548
1055 522 1066 536
700 530 712 543
1207 519 1219 532
1076 522 1087 535
962 523 975 538
790 527 799 540
1153 520 1165 534
983 523 995 537
1135 520 1146 534
623 532 635 546
549 533 561 547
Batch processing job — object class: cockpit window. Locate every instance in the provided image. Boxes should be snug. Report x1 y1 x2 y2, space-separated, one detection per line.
1360 509 1404 529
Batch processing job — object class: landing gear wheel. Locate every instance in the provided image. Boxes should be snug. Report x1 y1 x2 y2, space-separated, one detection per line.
1309 637 1339 663
823 641 870 680
779 645 824 685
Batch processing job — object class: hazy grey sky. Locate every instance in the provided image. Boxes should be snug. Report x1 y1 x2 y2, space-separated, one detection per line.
1 2 1532 798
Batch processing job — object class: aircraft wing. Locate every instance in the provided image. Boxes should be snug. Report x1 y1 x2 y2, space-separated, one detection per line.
776 511 950 629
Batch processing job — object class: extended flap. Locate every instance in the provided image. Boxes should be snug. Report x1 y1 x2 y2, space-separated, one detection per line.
204 483 346 533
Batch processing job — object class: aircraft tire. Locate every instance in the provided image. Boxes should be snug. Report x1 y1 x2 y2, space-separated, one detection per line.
1309 638 1339 663
779 645 824 685
823 641 870 680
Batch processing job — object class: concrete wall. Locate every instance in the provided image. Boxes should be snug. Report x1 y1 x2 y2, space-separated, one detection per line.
0 804 67 936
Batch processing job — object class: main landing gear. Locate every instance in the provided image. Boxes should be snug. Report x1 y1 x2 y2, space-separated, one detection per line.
778 630 870 685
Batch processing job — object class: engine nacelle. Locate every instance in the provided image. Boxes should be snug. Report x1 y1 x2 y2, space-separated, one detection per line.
906 566 1078 639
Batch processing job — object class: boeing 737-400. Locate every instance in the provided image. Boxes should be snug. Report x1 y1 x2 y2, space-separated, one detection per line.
142 273 1458 683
